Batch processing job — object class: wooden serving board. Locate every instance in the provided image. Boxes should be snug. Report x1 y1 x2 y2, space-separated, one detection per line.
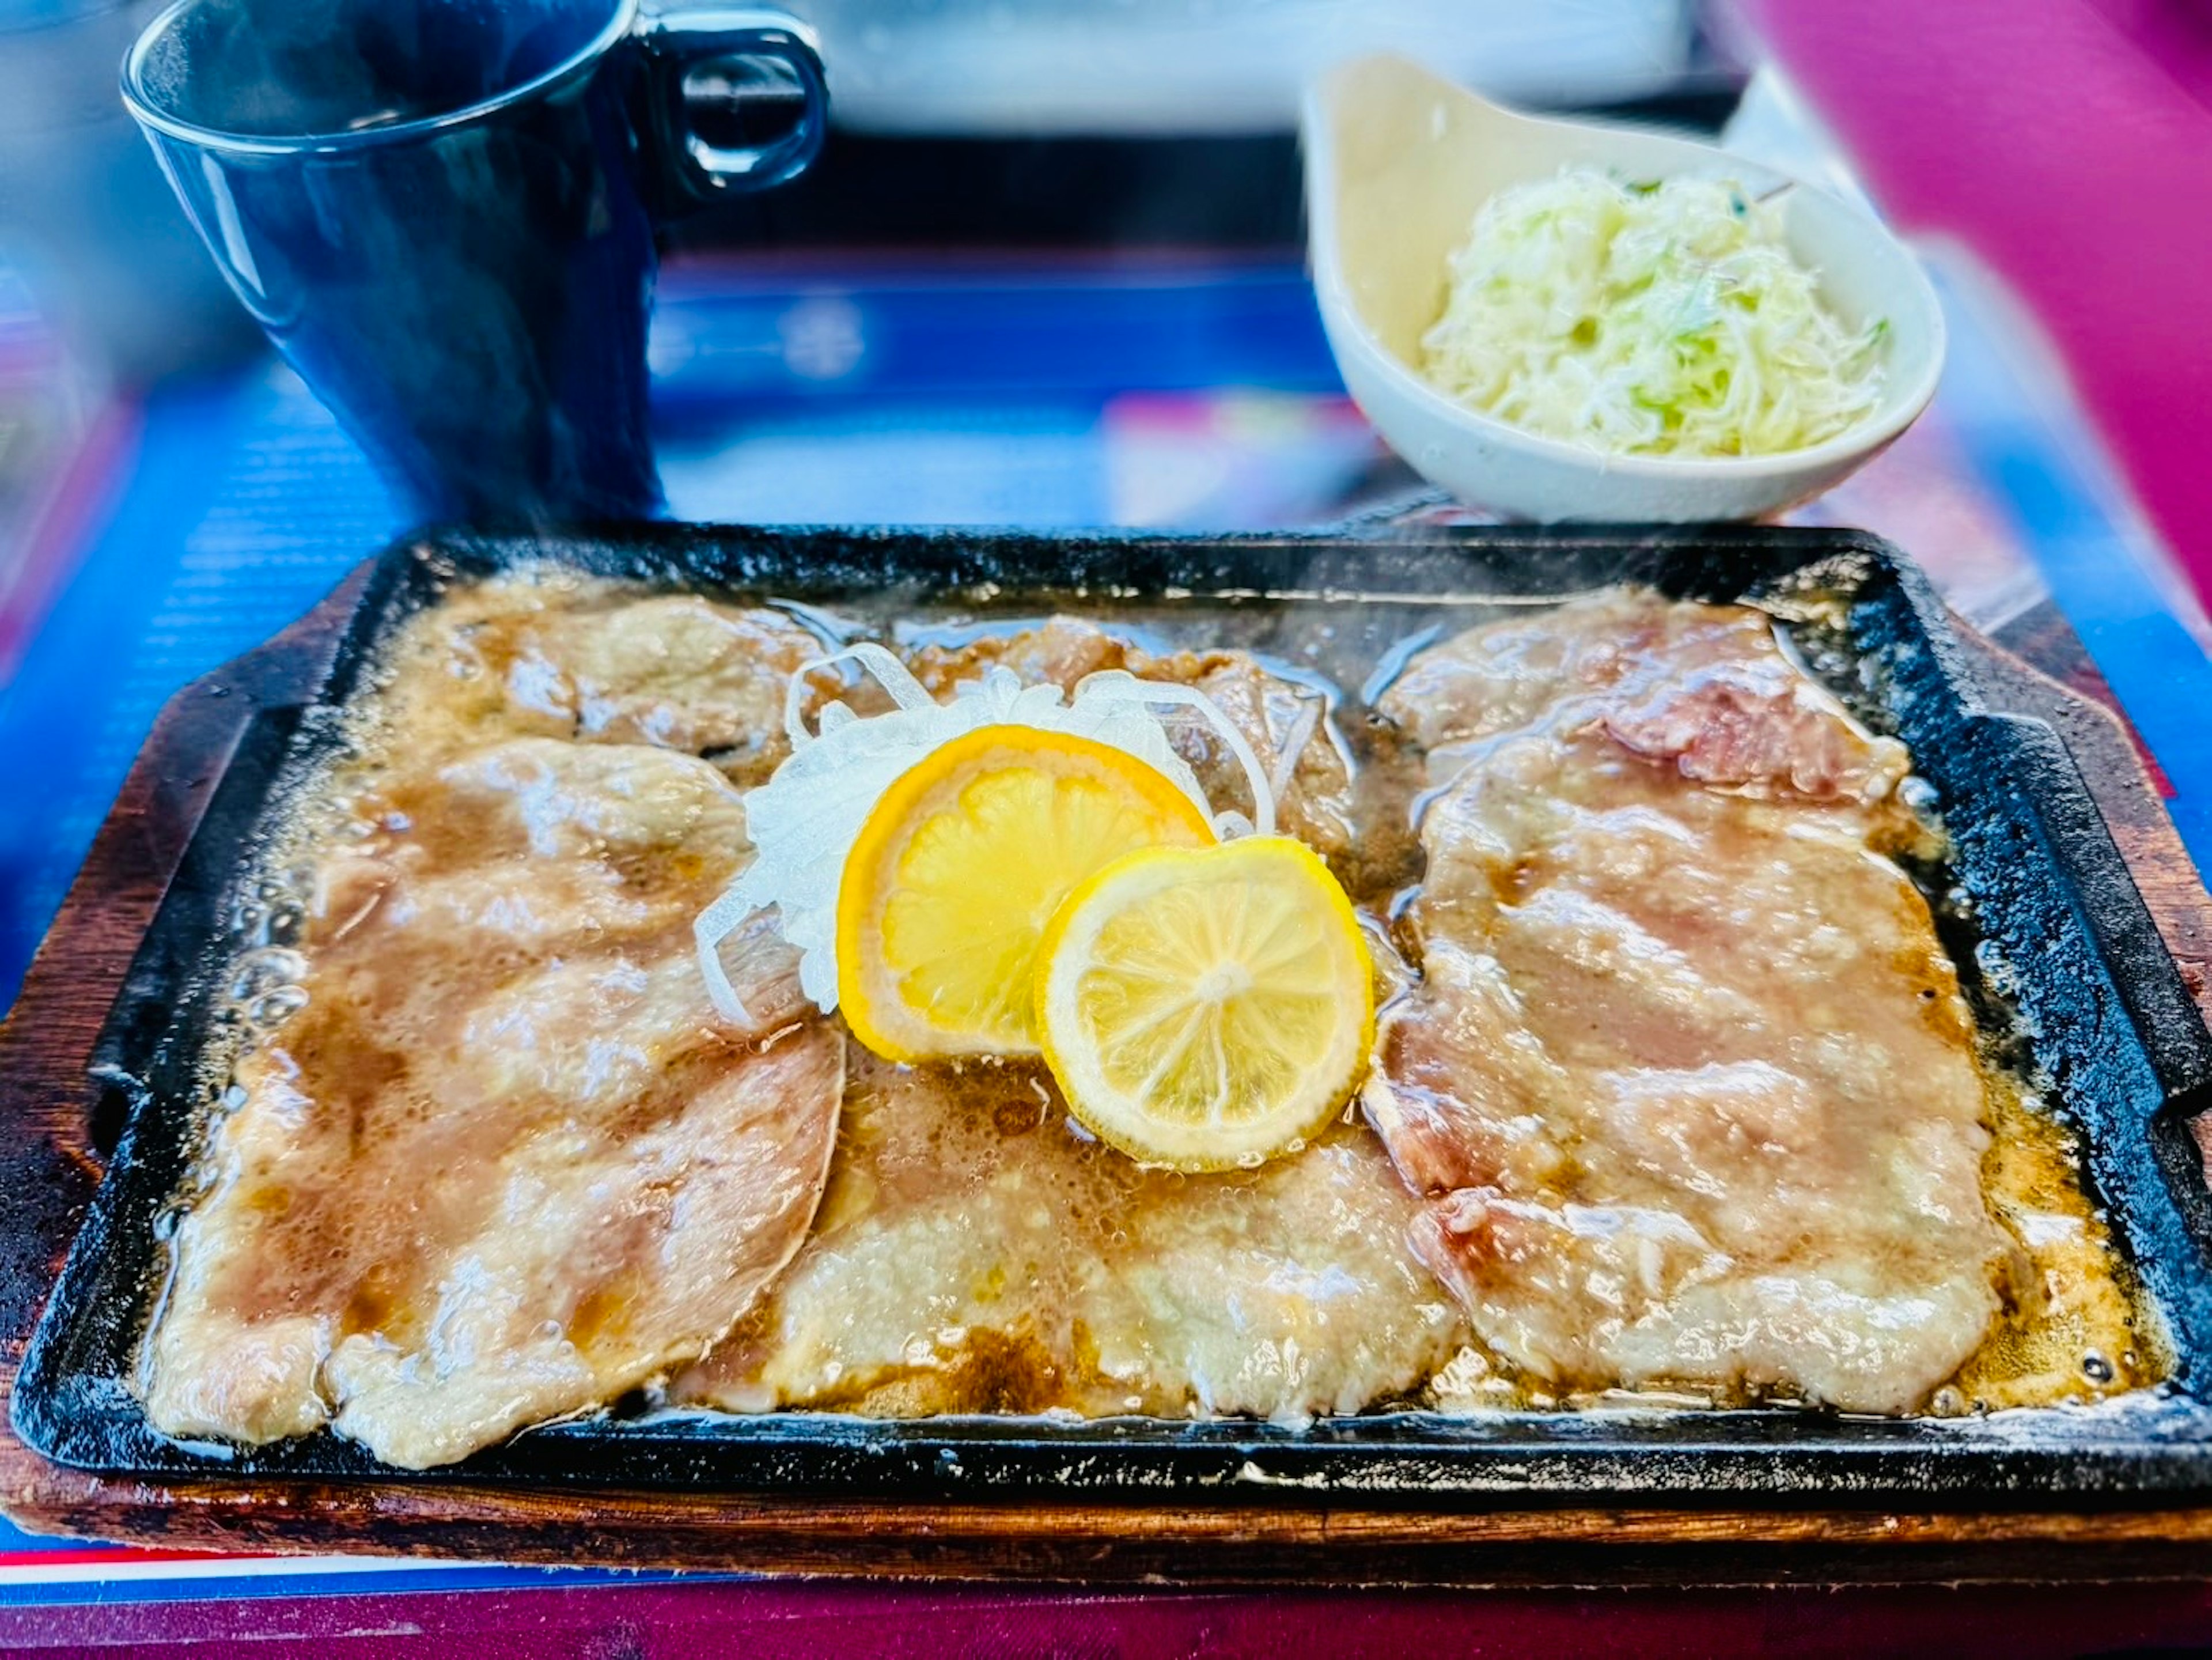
3 566 2211 1587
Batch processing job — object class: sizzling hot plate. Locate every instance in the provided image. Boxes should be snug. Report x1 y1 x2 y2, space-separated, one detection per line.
16 522 2212 1504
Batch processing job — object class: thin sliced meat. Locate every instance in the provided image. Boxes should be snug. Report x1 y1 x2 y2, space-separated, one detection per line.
1365 592 2009 1413
324 1022 841 1469
1600 655 1903 799
1381 590 1910 804
1361 940 1574 1198
143 737 842 1468
910 617 1130 698
680 1049 1464 1421
369 583 825 781
1381 589 1673 754
491 595 824 774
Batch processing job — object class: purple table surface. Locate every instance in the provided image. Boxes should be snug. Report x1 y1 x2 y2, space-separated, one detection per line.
10 1578 2212 1655
1747 0 2212 607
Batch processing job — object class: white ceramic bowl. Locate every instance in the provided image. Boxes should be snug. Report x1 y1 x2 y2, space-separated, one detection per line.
1302 54 1946 523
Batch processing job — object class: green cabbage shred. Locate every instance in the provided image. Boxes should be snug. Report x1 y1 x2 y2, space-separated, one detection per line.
1421 169 1888 458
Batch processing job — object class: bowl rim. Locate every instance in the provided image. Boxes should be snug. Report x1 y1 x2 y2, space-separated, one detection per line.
1301 62 1949 484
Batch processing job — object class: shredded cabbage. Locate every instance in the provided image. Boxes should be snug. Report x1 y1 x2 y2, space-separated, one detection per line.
1420 169 1887 458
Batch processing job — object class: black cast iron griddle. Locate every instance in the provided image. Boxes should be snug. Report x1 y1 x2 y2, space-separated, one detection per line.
16 522 2212 1506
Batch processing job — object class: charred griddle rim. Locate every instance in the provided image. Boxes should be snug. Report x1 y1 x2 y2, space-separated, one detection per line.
18 522 2212 1504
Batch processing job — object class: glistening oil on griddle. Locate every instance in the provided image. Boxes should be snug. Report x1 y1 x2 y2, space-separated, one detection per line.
15 524 2212 1502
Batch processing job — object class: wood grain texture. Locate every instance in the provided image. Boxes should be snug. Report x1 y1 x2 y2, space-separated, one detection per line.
2 569 2209 1585
1980 602 2212 1015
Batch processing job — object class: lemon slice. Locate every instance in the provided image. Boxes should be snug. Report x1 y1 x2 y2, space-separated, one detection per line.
837 724 1214 1061
1033 836 1374 1171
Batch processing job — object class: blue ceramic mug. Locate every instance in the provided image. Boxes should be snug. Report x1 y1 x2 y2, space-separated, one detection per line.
122 0 828 523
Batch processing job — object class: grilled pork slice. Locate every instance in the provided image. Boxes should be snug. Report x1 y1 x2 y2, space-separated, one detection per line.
1366 593 2012 1413
486 594 824 777
143 739 842 1469
373 584 828 782
1381 589 1912 804
682 1048 1466 1421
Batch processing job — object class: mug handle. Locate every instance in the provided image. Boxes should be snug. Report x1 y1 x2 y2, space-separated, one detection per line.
636 7 829 207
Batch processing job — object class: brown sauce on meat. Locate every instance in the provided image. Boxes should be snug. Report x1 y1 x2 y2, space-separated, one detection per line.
160 569 2162 1442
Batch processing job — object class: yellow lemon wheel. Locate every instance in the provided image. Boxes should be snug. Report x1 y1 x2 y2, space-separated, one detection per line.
1033 835 1374 1171
836 724 1213 1062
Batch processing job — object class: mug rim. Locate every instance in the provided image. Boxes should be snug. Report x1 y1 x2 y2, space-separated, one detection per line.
120 0 639 156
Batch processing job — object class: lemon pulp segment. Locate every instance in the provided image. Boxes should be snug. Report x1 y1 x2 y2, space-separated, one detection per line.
1034 836 1374 1171
836 724 1213 1061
